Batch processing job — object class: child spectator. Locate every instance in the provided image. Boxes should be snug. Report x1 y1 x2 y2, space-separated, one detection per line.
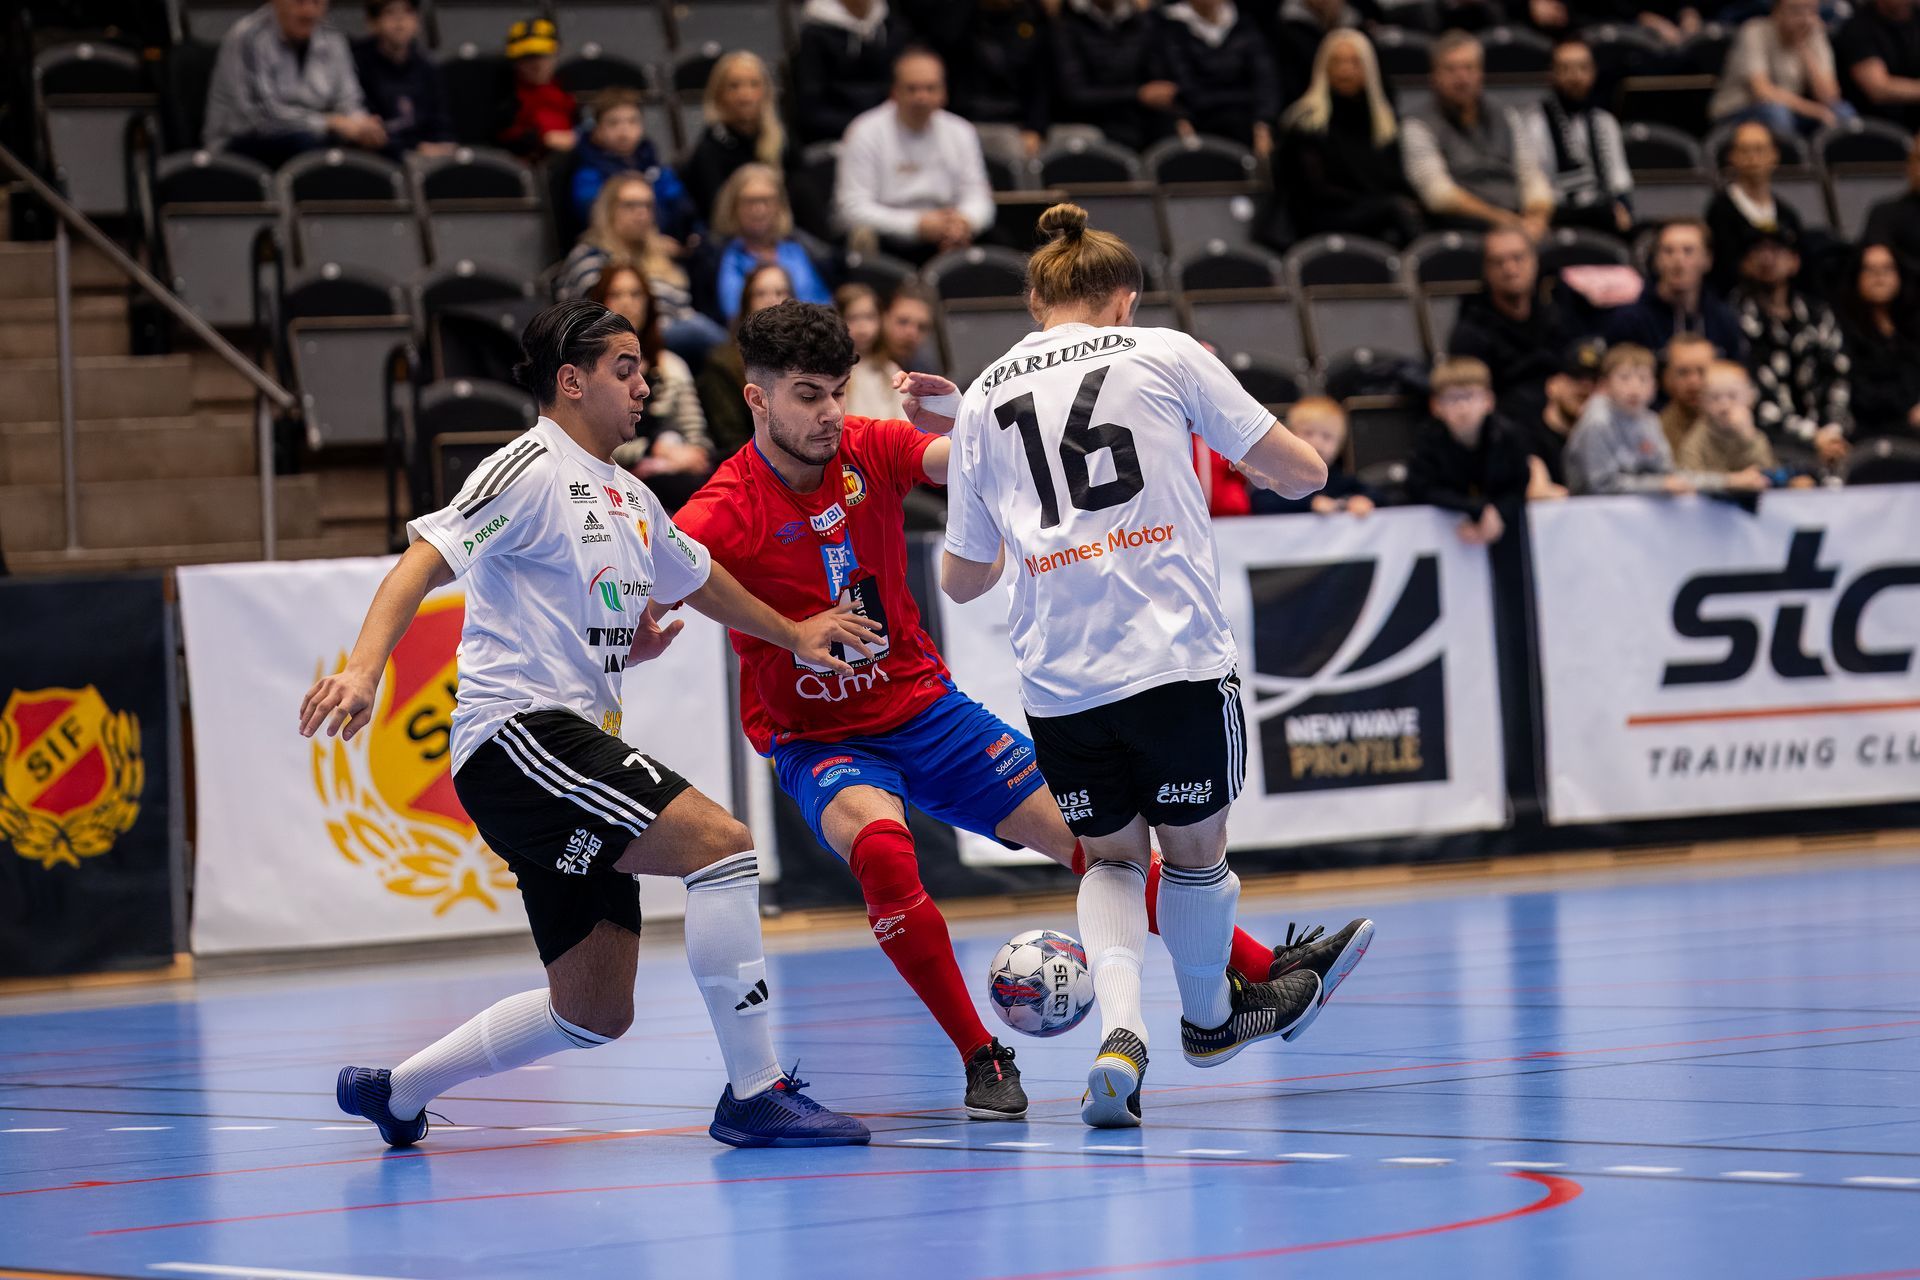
834 283 902 419
1249 397 1378 516
572 89 695 238
1658 334 1716 455
352 0 453 157
498 18 576 161
1566 343 1687 494
1407 357 1534 545
1678 361 1778 488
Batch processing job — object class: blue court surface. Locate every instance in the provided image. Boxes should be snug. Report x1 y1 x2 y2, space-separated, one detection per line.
4 849 1919 1280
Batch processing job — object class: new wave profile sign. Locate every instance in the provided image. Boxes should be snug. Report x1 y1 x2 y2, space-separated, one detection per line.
937 509 1507 862
1529 486 1920 824
0 575 182 976
179 557 735 954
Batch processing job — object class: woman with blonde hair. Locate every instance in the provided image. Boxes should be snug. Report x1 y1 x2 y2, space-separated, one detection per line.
682 50 791 218
699 163 832 321
556 171 728 365
1276 30 1422 246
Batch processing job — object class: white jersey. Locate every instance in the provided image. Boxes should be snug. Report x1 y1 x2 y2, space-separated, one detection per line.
407 416 712 770
945 324 1273 716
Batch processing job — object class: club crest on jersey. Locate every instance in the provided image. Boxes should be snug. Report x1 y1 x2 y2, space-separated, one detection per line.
774 520 806 544
810 504 847 536
842 464 869 508
633 515 650 549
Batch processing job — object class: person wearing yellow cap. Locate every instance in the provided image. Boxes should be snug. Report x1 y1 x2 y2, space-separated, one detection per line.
499 17 577 160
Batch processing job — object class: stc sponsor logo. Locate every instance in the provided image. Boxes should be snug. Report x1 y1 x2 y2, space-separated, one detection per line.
568 482 596 504
1246 555 1449 794
1024 522 1175 577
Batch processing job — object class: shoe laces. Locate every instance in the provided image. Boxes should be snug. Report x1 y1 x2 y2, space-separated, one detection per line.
1281 922 1326 951
772 1064 825 1114
423 1109 452 1128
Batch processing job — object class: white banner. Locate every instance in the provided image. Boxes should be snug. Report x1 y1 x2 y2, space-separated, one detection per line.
1531 486 1920 824
179 556 738 954
938 509 1509 862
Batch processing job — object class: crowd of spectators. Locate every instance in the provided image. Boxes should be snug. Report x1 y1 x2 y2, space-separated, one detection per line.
188 0 1920 516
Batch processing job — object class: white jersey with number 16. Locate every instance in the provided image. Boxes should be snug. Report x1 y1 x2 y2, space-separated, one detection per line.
944 322 1275 717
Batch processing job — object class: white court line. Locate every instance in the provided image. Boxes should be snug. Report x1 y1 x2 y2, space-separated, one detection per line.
1178 1148 1248 1156
898 1137 960 1145
1492 1160 1565 1169
210 1125 275 1132
153 1265 420 1280
608 1128 652 1135
1085 1145 1143 1153
988 1141 1052 1149
518 1126 580 1132
108 1126 172 1132
1605 1165 1682 1174
1846 1176 1920 1187
1276 1151 1348 1160
1382 1157 1452 1166
1 1127 64 1133
1724 1170 1802 1180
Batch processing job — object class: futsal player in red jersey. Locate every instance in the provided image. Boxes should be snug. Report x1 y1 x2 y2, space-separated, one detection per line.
662 302 1349 1119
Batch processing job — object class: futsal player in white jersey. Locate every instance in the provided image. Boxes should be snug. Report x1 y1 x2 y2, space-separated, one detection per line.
300 300 877 1149
942 205 1375 1128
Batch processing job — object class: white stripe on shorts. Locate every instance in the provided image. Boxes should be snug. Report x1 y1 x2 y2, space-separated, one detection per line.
507 720 660 827
494 722 649 837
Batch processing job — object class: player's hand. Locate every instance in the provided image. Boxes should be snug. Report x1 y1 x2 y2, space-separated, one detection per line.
791 599 883 676
625 607 685 665
895 370 960 433
299 667 379 741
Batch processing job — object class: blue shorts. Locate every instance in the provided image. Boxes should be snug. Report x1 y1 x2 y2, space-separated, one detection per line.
771 690 1047 855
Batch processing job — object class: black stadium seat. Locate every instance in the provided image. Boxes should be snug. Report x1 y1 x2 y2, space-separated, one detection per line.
410 147 553 276
154 150 281 328
1287 235 1424 369
277 149 426 278
35 42 155 218
923 247 1029 301
277 266 414 451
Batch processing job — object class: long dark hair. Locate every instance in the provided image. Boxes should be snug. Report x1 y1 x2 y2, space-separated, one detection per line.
1834 241 1917 342
512 300 637 406
585 261 665 368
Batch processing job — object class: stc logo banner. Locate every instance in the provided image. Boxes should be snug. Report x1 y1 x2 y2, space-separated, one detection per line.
1529 486 1920 824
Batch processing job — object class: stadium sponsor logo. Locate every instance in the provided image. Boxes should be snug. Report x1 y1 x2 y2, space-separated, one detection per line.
1155 780 1214 805
842 463 869 507
0 685 143 870
588 566 650 612
311 596 514 914
580 510 611 545
568 482 596 504
1024 523 1175 577
463 513 510 554
1246 554 1450 794
1054 788 1094 823
774 519 807 544
982 333 1136 391
556 828 602 875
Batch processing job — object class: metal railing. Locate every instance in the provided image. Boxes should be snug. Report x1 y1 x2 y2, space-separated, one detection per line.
0 140 299 560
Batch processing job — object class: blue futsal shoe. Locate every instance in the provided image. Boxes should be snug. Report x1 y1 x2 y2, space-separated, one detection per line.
709 1071 871 1148
335 1066 429 1148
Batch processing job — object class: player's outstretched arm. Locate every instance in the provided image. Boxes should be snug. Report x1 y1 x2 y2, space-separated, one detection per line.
298 539 453 741
1238 419 1331 501
941 547 1006 604
683 561 882 676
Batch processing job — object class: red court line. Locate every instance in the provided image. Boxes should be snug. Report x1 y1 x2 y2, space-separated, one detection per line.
1339 970 1920 1001
1626 698 1920 727
1801 1270 1920 1280
90 1160 1269 1236
982 1172 1582 1280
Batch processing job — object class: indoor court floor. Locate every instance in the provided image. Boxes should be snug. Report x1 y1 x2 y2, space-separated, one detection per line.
3 849 1918 1280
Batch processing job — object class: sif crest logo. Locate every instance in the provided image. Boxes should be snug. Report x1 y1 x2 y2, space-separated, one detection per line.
0 685 143 870
1247 553 1448 794
311 595 516 915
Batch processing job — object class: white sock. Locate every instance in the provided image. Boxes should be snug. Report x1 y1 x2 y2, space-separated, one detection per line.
683 852 784 1099
387 988 610 1120
1078 859 1149 1048
1156 857 1240 1029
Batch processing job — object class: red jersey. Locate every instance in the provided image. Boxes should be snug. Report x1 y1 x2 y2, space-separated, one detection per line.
675 418 953 754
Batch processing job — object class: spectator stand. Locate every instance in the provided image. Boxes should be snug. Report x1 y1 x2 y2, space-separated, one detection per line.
1621 123 1713 230
1817 117 1913 241
1176 241 1310 384
1144 135 1266 262
276 149 427 281
382 338 540 544
34 41 156 221
1286 234 1426 373
144 148 281 330
1037 138 1168 272
409 145 557 280
259 258 414 456
1704 120 1836 231
410 258 536 383
1403 229 1485 357
923 245 1033 389
1613 25 1731 137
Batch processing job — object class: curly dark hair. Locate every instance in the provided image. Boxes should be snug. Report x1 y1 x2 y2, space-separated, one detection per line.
512 299 637 407
737 299 857 386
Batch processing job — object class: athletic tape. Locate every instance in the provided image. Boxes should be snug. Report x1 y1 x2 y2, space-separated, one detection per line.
919 391 962 416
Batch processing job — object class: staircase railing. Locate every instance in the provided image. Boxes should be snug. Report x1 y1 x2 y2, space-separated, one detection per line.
0 140 299 560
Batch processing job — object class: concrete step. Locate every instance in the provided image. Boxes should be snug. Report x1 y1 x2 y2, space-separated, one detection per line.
0 354 194 422
7 533 379 575
316 463 402 524
0 295 130 359
0 240 129 300
190 349 274 409
0 473 320 551
0 414 255 485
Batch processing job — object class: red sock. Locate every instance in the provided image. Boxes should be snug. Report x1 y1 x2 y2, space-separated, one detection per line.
850 820 992 1061
1140 850 1274 979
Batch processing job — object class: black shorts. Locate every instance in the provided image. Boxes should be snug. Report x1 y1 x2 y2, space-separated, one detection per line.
453 709 692 965
1027 672 1246 839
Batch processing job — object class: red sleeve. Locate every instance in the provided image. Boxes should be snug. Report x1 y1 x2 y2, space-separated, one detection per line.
849 416 938 494
673 483 746 571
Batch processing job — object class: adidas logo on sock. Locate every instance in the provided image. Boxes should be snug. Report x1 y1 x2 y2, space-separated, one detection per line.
734 979 769 1012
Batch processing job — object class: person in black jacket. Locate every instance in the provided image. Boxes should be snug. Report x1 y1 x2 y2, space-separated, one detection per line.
1837 242 1920 440
1052 0 1178 151
680 51 792 221
1152 0 1280 156
351 0 453 157
899 0 1053 149
1406 355 1536 545
791 0 905 145
1447 227 1577 427
1277 30 1423 246
1248 397 1381 514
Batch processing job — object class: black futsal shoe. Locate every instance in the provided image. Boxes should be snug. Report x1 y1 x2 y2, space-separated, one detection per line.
335 1066 429 1148
1269 918 1376 1010
1180 967 1322 1067
964 1038 1029 1120
1081 1028 1148 1129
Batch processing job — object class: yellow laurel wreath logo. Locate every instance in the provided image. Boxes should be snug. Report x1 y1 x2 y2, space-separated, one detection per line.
0 685 144 870
310 595 516 915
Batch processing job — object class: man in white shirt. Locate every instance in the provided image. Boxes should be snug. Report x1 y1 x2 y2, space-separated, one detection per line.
834 47 996 262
